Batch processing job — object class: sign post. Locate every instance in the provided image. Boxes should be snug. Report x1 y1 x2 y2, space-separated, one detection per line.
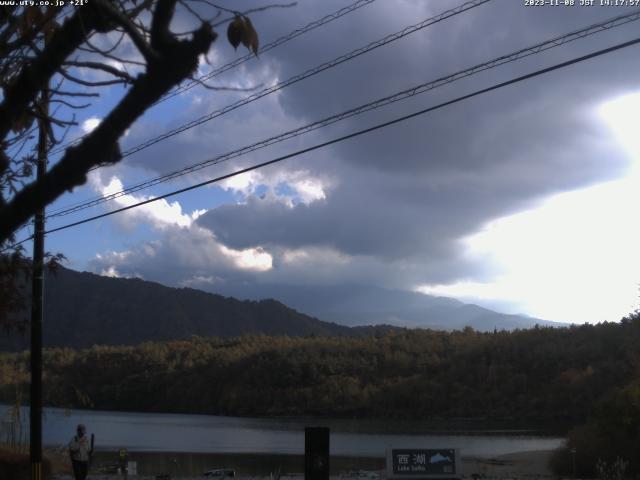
305 427 330 480
387 449 461 480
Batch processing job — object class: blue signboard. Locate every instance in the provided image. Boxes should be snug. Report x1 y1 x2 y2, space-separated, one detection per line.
386 449 460 479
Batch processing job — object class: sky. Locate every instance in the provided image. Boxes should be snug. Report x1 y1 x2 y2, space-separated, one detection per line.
29 0 640 325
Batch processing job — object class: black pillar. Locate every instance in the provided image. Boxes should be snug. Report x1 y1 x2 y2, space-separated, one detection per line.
30 93 48 480
305 427 329 480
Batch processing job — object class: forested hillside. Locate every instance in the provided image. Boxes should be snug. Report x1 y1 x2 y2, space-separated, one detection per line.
1 315 638 426
0 266 352 351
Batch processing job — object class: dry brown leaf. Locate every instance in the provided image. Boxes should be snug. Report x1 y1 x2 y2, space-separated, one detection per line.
241 16 259 57
227 15 244 50
227 15 259 56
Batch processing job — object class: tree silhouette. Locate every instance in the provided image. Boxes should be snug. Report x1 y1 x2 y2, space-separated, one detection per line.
0 0 286 326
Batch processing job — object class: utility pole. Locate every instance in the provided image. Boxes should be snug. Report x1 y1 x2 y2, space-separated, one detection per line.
30 90 48 480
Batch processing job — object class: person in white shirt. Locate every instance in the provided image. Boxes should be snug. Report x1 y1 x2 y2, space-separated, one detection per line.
68 424 91 480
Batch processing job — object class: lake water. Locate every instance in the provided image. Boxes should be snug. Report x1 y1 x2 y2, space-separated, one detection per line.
0 405 564 457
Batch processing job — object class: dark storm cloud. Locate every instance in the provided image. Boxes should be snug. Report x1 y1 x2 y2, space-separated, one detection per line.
191 0 640 264
117 0 640 182
197 166 496 261
91 0 640 293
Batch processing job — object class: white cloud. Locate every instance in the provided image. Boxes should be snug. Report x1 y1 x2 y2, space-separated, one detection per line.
95 250 132 264
289 177 326 203
221 170 261 196
417 175 640 324
89 176 274 276
180 274 225 287
599 91 640 173
95 251 143 279
91 224 274 283
281 249 310 264
92 175 203 230
82 117 102 134
105 59 125 72
219 245 273 272
221 169 331 206
416 92 640 324
190 209 207 221
70 3 640 327
100 266 121 278
280 246 348 267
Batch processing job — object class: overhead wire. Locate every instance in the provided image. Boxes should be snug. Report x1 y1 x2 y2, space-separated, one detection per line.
21 35 640 243
3 0 485 250
46 0 493 216
47 0 378 157
112 0 491 160
45 7 640 219
161 0 378 102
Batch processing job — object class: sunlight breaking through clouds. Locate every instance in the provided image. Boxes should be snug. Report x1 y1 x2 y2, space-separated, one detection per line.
91 174 275 273
219 245 273 272
417 92 640 324
600 91 640 172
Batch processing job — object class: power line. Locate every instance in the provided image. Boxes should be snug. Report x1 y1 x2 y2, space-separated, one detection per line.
45 0 492 217
46 8 640 219
161 0 378 102
2 235 35 252
47 0 492 217
31 35 640 240
4 0 486 248
104 0 491 159
48 0 377 157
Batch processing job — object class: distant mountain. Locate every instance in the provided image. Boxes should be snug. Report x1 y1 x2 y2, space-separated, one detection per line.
1 267 565 351
0 267 351 351
211 283 565 331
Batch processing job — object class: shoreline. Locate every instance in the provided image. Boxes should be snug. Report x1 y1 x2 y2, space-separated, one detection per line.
49 449 554 478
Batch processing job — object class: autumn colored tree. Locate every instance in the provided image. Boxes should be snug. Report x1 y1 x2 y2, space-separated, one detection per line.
2 316 639 423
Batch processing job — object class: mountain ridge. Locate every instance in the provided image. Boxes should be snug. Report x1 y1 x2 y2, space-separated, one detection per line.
0 266 565 351
210 282 563 330
0 266 352 351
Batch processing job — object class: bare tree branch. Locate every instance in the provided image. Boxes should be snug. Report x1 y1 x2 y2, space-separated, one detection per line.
0 0 286 248
47 89 100 98
63 60 135 82
30 110 77 128
59 68 130 87
212 2 297 27
93 0 158 64
191 75 263 92
49 99 92 109
151 0 178 51
0 8 96 141
77 28 128 58
0 1 218 243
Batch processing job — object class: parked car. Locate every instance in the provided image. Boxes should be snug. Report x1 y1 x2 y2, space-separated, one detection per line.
341 470 380 480
204 468 236 478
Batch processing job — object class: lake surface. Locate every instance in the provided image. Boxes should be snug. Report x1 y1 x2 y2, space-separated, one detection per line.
0 405 564 457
